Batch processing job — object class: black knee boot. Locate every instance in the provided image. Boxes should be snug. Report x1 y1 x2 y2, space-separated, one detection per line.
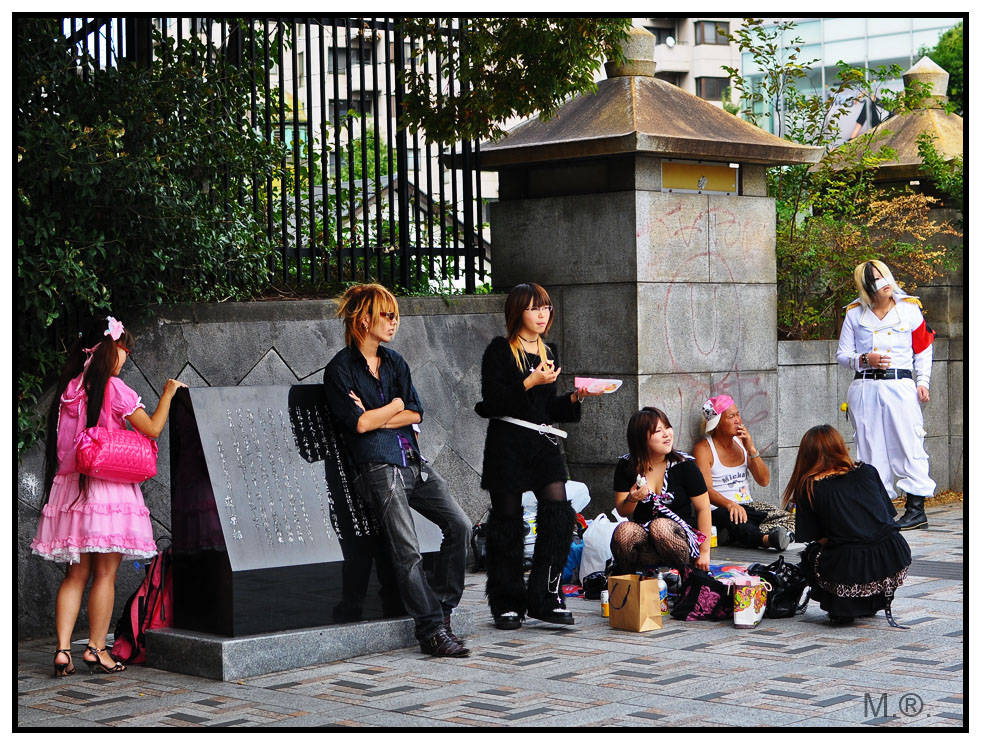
896 494 928 531
526 500 576 625
484 510 527 629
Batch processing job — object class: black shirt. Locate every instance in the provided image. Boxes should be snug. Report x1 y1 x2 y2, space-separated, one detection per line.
474 336 580 425
613 455 707 527
323 344 423 467
794 463 900 545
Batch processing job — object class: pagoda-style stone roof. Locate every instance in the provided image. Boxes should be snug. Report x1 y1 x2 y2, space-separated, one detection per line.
479 27 821 169
869 57 962 180
830 56 962 180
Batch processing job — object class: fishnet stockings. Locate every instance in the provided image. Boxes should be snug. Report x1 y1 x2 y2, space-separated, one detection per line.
611 519 692 572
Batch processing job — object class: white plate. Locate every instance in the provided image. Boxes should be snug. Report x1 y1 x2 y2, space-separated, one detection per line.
574 377 623 394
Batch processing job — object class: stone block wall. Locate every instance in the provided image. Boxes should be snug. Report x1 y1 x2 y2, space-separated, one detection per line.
17 296 505 640
490 178 780 516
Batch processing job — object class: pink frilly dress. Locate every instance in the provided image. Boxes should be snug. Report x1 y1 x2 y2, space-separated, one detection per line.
31 375 157 564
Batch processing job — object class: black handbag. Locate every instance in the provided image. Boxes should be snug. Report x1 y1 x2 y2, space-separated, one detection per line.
670 567 734 621
747 555 810 618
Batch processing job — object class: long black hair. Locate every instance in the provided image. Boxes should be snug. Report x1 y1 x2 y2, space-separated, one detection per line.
41 317 135 504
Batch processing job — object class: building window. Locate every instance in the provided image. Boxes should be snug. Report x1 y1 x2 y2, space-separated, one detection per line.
328 44 374 73
696 77 729 101
297 51 305 86
645 26 676 46
694 21 729 45
331 92 375 120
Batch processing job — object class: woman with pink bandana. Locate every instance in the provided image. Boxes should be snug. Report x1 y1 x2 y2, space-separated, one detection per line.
693 395 795 551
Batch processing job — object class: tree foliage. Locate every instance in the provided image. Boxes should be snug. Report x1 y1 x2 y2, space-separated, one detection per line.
918 21 963 114
723 18 960 340
916 132 963 214
17 18 289 455
398 17 631 144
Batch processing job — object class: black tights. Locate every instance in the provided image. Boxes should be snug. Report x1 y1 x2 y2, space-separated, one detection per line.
611 520 692 572
490 481 567 519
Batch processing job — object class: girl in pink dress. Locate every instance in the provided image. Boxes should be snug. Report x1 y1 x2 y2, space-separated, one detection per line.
32 316 186 676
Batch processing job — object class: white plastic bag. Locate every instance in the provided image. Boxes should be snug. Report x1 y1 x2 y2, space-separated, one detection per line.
579 512 627 578
521 480 591 514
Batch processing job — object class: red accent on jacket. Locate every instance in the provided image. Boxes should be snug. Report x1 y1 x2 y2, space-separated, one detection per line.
911 320 935 355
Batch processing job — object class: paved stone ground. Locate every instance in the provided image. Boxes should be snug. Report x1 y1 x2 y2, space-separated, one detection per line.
17 504 963 729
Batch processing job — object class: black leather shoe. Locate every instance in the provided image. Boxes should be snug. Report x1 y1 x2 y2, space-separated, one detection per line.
528 608 575 625
896 495 928 531
443 614 463 645
767 526 791 552
493 611 522 630
420 628 471 658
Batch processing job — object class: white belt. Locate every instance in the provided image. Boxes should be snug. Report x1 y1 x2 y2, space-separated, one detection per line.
493 416 567 439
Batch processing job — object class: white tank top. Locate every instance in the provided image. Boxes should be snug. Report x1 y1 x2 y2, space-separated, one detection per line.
707 435 753 506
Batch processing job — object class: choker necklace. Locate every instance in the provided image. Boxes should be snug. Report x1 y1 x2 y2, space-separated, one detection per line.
518 335 538 344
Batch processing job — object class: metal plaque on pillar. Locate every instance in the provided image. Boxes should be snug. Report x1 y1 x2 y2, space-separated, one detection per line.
169 384 443 637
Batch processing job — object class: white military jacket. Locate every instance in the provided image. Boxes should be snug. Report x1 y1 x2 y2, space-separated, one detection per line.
836 294 934 388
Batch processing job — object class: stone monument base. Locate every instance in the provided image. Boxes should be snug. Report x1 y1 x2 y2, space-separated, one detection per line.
146 609 476 681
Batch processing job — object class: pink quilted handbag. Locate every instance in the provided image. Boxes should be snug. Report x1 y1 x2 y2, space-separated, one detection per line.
75 382 158 483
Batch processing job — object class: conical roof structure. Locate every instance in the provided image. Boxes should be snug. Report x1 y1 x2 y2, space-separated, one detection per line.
857 56 963 181
479 26 822 169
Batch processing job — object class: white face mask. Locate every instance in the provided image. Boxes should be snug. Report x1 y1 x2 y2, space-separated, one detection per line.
874 277 890 292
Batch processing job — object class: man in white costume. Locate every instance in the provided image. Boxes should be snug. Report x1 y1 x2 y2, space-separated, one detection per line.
836 260 935 530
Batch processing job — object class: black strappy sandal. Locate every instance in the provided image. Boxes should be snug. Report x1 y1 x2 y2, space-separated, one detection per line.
53 649 75 677
884 597 909 629
83 645 125 674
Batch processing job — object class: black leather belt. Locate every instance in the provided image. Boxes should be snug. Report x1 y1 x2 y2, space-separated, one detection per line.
854 369 913 381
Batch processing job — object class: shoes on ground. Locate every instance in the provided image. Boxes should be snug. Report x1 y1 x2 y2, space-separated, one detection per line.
420 628 471 658
442 614 464 644
767 526 792 552
493 611 522 630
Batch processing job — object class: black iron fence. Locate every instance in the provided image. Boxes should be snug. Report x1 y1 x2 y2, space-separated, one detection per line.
56 16 490 294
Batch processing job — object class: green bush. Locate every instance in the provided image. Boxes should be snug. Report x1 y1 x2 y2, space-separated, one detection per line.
17 18 288 455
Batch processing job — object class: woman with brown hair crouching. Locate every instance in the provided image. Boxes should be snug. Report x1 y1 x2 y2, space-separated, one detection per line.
783 424 912 627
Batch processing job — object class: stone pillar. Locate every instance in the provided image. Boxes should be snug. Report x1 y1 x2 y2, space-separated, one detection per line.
480 27 820 513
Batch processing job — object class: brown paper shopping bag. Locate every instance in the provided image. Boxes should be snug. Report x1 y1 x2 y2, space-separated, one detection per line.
607 574 664 632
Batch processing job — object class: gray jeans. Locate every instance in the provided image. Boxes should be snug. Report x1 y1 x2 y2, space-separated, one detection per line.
360 460 470 640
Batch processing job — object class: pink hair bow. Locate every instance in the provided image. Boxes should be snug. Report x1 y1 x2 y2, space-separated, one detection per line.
104 316 125 341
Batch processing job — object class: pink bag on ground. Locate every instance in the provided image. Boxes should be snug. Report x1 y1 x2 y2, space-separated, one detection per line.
75 382 157 483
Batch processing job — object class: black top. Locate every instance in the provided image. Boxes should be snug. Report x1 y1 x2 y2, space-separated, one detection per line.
475 336 580 493
474 336 580 424
613 455 707 527
794 462 900 545
323 344 423 467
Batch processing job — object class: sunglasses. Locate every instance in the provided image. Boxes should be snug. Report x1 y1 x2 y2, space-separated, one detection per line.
379 312 398 321
119 345 132 355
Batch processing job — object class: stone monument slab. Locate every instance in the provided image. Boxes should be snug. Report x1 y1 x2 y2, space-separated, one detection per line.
169 384 443 637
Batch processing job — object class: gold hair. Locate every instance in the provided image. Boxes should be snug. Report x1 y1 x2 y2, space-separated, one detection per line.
854 259 900 308
335 283 399 347
509 337 551 373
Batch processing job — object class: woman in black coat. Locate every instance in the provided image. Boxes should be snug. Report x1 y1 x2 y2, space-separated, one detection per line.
474 283 600 630
783 424 912 626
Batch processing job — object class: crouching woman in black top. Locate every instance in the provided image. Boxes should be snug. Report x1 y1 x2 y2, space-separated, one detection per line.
612 407 712 573
475 282 601 630
783 424 911 627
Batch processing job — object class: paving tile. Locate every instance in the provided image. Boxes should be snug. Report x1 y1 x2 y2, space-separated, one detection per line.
17 505 963 729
